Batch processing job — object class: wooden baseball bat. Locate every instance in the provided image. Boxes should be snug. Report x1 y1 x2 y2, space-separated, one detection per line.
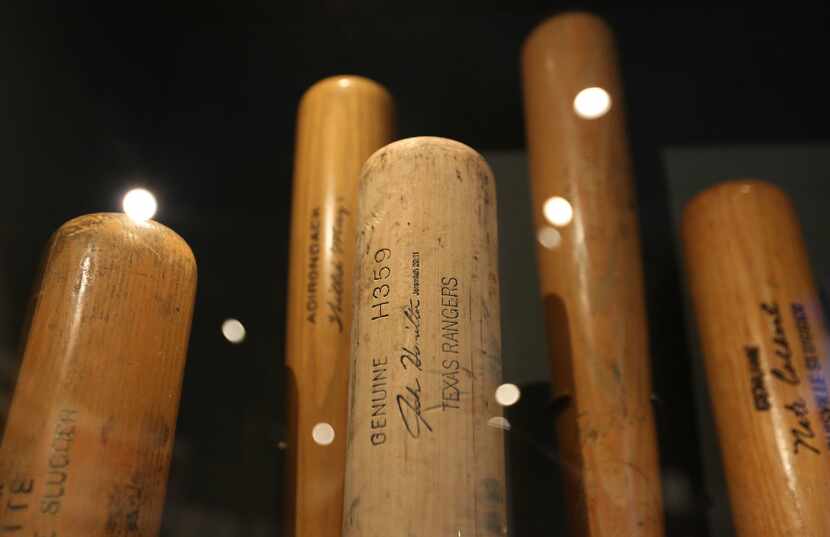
0 213 196 536
521 12 665 536
342 137 507 536
284 75 394 537
683 180 830 535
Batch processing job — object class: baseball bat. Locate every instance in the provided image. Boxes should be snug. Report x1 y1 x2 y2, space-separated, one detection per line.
284 75 394 537
521 12 665 536
342 137 507 536
683 180 830 535
0 213 196 536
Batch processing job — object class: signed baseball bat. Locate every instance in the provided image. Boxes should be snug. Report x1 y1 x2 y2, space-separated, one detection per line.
284 75 394 537
342 137 507 536
521 12 665 536
0 213 196 536
683 180 830 535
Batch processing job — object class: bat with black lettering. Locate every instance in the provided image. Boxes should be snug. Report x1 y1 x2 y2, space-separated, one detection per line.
284 75 394 537
520 12 665 537
683 180 830 535
0 213 196 536
342 137 507 536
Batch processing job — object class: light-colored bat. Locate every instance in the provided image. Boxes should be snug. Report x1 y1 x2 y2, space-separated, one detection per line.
342 137 507 537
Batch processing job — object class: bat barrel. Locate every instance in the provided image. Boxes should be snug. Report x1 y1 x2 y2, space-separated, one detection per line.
0 213 196 536
521 12 665 537
683 180 830 535
284 75 394 537
342 137 507 537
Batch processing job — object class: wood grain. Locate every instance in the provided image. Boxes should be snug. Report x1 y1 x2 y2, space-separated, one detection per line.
521 12 665 537
342 137 507 537
683 180 830 536
284 75 394 537
0 212 196 536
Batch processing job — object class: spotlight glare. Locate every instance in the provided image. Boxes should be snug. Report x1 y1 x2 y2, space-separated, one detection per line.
537 226 562 249
573 87 611 119
495 383 521 407
487 416 512 431
221 318 246 344
543 196 573 227
312 422 335 446
122 188 157 222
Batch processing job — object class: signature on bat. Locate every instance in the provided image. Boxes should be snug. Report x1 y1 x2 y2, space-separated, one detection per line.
397 376 433 438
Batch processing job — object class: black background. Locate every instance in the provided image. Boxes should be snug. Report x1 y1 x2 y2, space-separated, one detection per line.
2 4 829 535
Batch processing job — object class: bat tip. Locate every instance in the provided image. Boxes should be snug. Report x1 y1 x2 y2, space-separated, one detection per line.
301 75 392 104
363 136 490 169
52 213 197 272
371 135 485 157
682 179 795 239
687 179 788 209
360 137 495 196
523 11 613 52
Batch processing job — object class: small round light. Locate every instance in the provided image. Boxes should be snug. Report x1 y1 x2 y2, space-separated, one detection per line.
573 87 611 119
221 318 246 344
495 383 521 407
312 423 335 446
537 226 562 249
277 440 288 450
122 188 157 222
487 416 512 431
543 196 573 227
